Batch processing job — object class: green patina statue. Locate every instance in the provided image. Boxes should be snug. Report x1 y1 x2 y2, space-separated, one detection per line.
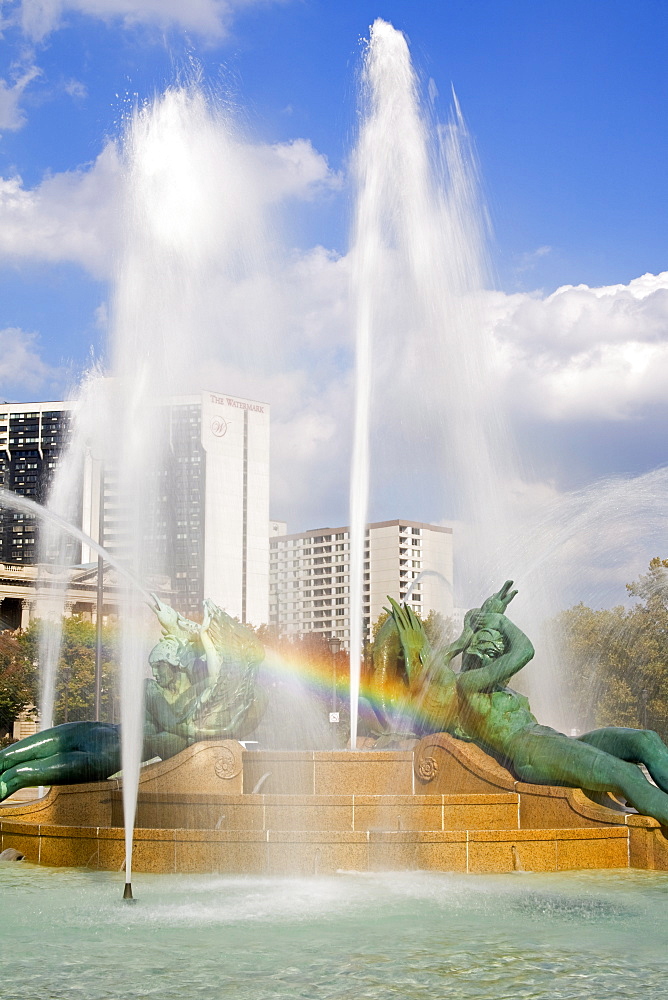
360 599 467 743
5 578 668 829
369 580 668 826
0 596 265 802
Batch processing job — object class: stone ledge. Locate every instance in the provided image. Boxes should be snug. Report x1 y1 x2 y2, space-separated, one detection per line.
266 830 368 844
368 830 466 844
467 826 628 841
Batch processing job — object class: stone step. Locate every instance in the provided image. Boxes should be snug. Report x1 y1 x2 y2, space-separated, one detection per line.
0 818 631 874
121 791 521 833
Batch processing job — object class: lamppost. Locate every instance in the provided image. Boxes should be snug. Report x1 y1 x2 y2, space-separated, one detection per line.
328 635 341 746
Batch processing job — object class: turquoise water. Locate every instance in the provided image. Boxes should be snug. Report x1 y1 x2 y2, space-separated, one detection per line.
1 865 667 999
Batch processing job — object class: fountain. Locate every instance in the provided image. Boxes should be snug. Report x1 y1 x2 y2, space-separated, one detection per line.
1 22 668 991
3 556 668 878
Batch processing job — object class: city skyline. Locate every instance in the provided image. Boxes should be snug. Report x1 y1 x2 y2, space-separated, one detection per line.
0 2 665 608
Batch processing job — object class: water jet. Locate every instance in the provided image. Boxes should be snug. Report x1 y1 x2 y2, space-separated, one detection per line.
0 21 666 1000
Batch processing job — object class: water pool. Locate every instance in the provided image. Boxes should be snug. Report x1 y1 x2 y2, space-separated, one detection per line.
1 864 667 999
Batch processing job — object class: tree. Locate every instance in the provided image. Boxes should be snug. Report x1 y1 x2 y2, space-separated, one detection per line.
422 609 455 650
552 558 668 740
363 605 456 681
0 633 37 735
19 617 119 725
368 606 455 652
256 624 335 662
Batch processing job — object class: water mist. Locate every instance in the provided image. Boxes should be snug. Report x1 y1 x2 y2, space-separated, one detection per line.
35 437 85 732
35 370 110 731
0 489 150 596
109 87 266 892
32 85 272 893
349 20 518 741
348 21 668 735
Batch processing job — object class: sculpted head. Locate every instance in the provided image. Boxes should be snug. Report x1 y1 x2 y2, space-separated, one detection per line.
461 627 506 671
148 637 185 690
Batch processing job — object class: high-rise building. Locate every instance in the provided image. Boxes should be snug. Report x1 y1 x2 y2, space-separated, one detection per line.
269 519 453 647
0 390 270 628
0 401 72 565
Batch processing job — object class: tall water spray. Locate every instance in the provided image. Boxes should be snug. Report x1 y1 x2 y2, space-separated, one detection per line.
29 86 271 890
36 435 84 731
111 87 270 888
36 371 107 731
349 21 518 742
348 21 668 735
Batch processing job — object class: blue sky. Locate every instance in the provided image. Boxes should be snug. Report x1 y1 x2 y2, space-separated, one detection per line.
3 1 665 292
0 0 666 601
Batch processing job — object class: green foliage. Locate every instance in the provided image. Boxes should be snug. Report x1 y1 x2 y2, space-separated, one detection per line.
422 609 455 650
369 606 454 652
20 617 119 725
0 633 37 733
256 624 335 659
371 610 391 641
553 558 668 740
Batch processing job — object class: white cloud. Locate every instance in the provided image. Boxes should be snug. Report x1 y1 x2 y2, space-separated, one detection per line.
2 113 664 448
515 244 552 274
0 85 348 522
93 302 108 329
0 86 348 526
490 272 668 421
0 0 290 129
17 0 288 41
0 79 664 560
250 139 342 203
63 78 87 99
0 327 63 396
0 143 124 277
0 129 339 278
0 63 40 130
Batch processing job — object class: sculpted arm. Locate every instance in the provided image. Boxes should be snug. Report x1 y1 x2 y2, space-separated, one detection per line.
457 612 534 693
149 592 199 641
445 622 475 661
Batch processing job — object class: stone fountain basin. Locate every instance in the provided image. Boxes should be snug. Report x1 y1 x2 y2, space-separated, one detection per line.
0 735 665 874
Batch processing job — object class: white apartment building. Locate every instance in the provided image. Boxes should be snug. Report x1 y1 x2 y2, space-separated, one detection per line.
0 390 270 628
269 519 453 647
